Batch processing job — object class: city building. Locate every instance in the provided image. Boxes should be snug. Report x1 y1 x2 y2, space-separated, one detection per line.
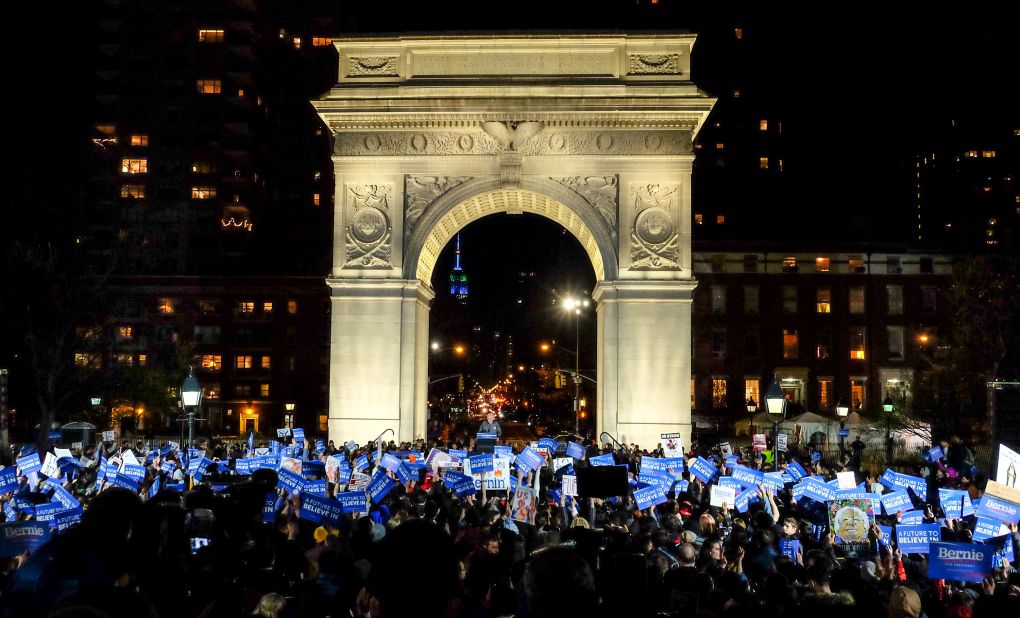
690 246 952 433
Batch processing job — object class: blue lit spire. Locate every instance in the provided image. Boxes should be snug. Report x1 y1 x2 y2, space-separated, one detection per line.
449 234 469 304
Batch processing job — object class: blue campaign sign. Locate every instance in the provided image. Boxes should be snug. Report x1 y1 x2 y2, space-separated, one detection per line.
304 479 327 496
973 517 1006 541
46 482 80 511
17 453 42 476
121 464 146 483
734 487 761 513
518 447 545 471
367 471 394 504
675 479 690 493
335 467 352 485
277 468 305 494
395 462 414 486
881 490 912 515
689 457 718 483
896 524 941 554
589 452 615 467
792 483 806 501
0 468 17 494
724 455 739 469
299 492 343 526
263 493 277 523
447 472 476 497
927 445 944 462
469 454 494 474
811 451 822 463
838 427 850 438
449 449 468 460
476 433 497 442
380 453 401 473
48 431 61 442
939 489 969 519
160 460 177 475
642 457 685 475
633 484 668 510
148 476 161 498
55 508 82 531
494 445 515 460
235 458 251 475
567 442 585 460
315 440 326 454
899 510 925 525
898 474 928 497
0 522 51 557
638 470 673 492
302 459 326 477
111 474 139 492
975 494 1020 524
928 542 993 582
759 472 784 492
338 491 369 513
987 534 1015 566
780 539 800 561
717 477 747 492
799 478 836 503
34 502 64 524
878 525 893 547
538 438 560 452
354 454 370 472
291 428 305 442
786 462 808 481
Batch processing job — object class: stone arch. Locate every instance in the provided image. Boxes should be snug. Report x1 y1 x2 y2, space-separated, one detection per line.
403 177 618 285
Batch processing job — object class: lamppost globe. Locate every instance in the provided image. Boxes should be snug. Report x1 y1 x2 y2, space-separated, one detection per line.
431 341 440 351
882 395 894 413
745 397 757 415
764 377 787 421
181 367 202 450
835 400 850 418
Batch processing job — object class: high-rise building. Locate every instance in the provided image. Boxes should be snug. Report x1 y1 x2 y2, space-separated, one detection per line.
448 234 470 305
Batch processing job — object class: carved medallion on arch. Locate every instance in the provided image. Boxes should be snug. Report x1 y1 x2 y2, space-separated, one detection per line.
343 184 393 269
629 183 681 270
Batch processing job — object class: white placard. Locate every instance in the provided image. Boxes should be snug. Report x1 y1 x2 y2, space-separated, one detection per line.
562 475 578 497
719 442 733 458
837 471 857 490
996 443 1020 488
709 485 736 508
776 434 788 452
464 457 512 491
102 430 116 442
40 453 60 478
661 433 683 458
552 457 573 472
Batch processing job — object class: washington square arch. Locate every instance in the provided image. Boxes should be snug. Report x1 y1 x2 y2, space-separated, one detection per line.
313 35 716 450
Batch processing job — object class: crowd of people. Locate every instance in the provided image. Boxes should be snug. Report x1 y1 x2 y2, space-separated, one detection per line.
0 429 1018 618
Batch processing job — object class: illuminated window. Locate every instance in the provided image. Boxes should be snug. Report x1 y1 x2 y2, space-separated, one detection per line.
783 329 798 359
319 414 329 432
262 302 273 313
782 256 798 272
313 170 322 181
312 37 332 47
191 186 217 200
260 383 270 397
888 326 904 360
292 37 302 48
157 298 174 314
239 301 255 313
711 330 727 359
313 193 321 206
743 285 759 314
198 29 224 43
715 215 725 224
95 124 117 135
120 184 145 199
759 119 768 131
815 256 830 272
203 384 221 399
130 134 149 146
759 157 769 169
261 356 271 369
849 328 866 360
816 288 831 313
121 158 148 174
849 255 865 273
849 287 865 314
287 300 298 314
201 355 222 371
964 150 978 158
138 354 147 366
816 331 831 359
782 286 797 313
818 378 832 409
734 27 743 39
74 353 101 369
117 326 133 340
778 159 784 172
982 150 997 158
744 379 760 405
114 353 134 366
192 161 214 174
712 378 727 408
236 355 253 369
710 284 727 313
732 90 741 98
887 285 903 315
715 143 725 150
850 378 867 409
196 79 222 94
694 213 703 225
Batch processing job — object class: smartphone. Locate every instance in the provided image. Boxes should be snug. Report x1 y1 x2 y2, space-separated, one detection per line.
190 537 211 554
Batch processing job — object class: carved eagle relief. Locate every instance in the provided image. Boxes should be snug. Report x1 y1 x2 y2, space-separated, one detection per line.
481 121 543 151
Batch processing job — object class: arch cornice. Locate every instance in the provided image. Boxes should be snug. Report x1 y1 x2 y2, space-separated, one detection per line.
402 177 619 283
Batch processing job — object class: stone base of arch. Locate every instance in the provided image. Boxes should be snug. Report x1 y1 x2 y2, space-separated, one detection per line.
595 280 696 451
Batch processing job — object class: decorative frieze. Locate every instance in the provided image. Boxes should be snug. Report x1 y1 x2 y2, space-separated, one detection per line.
404 176 472 246
551 176 619 233
346 56 399 77
628 54 682 75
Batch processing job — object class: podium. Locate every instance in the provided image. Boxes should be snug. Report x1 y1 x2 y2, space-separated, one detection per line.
475 432 497 455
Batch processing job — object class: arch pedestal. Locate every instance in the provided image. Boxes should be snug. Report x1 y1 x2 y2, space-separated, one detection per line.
314 35 715 449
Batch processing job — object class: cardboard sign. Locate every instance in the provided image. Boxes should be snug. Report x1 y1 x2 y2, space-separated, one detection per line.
719 442 733 458
465 457 512 490
380 453 401 473
752 434 767 451
562 475 578 497
661 433 683 458
367 471 394 504
974 493 1020 524
973 517 1009 541
776 433 788 452
0 522 51 557
517 447 545 471
338 491 368 513
511 486 537 522
567 442 585 460
468 454 494 474
880 490 911 515
731 465 764 487
896 524 941 554
899 510 925 525
277 468 305 494
780 539 800 561
634 484 668 510
689 457 718 483
829 497 876 550
710 485 736 508
291 428 305 442
928 542 993 582
101 430 116 442
786 462 807 481
0 468 18 494
299 492 343 526
996 443 1020 488
836 471 857 490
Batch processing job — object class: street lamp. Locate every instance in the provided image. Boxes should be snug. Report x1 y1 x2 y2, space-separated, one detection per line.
883 394 895 462
835 399 850 455
745 397 757 436
764 375 787 455
562 296 590 435
284 402 295 429
181 367 202 451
